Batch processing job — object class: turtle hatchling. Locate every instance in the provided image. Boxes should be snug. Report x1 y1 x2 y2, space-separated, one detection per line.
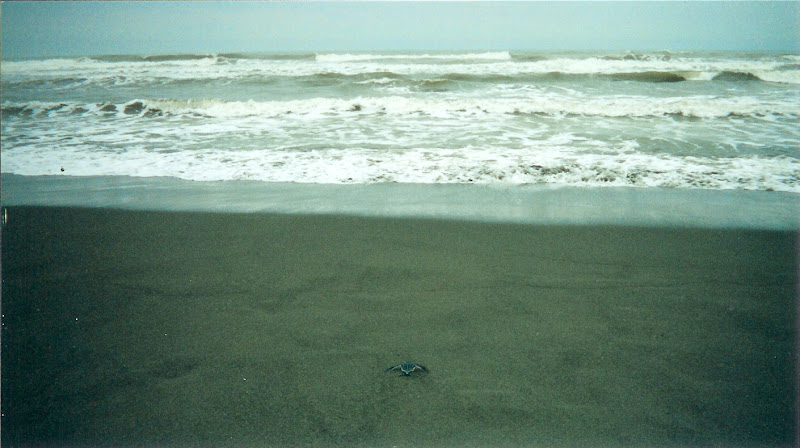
386 361 427 376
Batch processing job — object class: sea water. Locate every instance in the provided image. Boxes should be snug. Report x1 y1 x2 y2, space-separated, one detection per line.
2 51 799 191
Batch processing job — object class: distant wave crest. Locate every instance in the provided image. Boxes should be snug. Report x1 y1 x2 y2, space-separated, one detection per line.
3 51 798 85
315 51 513 63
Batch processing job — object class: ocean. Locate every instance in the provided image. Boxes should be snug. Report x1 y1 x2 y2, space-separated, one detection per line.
2 50 799 192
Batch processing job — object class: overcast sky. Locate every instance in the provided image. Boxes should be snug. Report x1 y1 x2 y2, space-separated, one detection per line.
2 1 799 58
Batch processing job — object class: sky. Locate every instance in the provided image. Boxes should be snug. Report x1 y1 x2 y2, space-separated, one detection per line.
1 1 799 58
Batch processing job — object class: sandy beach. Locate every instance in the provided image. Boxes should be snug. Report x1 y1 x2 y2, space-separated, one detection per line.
1 205 796 447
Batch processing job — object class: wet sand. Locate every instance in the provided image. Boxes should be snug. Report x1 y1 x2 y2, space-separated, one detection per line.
1 206 796 447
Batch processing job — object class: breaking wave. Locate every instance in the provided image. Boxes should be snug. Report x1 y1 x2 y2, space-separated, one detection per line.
4 95 797 120
4 51 797 86
315 51 513 62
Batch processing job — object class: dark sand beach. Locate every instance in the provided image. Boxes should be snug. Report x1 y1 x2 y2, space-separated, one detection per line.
1 206 796 447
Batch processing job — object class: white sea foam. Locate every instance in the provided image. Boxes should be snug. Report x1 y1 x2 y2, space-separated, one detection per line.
314 51 513 62
3 139 797 192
